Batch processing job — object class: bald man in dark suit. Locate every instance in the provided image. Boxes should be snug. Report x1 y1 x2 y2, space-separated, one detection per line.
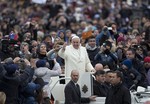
64 70 96 104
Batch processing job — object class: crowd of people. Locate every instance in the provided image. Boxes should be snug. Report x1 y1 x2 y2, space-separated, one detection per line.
0 0 150 104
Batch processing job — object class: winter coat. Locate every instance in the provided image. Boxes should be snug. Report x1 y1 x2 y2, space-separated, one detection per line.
34 62 61 98
0 66 33 104
105 83 131 104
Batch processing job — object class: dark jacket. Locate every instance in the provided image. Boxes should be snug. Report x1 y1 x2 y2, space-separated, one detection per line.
0 66 33 104
131 58 148 87
105 83 131 104
94 51 117 70
87 47 99 67
64 80 90 104
93 80 109 97
120 68 141 89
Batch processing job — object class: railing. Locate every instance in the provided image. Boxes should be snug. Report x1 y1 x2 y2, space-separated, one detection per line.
50 77 71 92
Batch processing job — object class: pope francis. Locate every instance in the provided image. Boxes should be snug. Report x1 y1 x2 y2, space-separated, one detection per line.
58 36 95 78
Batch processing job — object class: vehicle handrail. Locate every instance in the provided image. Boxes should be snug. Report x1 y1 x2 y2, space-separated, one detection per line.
50 77 71 91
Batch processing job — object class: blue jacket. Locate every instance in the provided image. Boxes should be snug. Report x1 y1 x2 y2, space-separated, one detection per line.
96 31 111 46
94 52 118 70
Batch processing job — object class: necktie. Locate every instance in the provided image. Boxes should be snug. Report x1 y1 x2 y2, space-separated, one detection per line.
75 84 80 94
76 84 79 89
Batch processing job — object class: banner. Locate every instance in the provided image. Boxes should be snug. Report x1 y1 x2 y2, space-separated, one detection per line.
32 0 47 4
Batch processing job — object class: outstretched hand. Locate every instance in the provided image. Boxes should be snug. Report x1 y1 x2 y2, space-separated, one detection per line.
90 69 96 74
89 95 97 101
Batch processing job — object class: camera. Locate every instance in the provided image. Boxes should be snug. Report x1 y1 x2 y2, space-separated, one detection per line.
18 58 26 70
18 51 25 59
1 39 20 53
20 58 24 63
102 43 106 47
46 58 55 69
131 44 138 49
108 27 112 30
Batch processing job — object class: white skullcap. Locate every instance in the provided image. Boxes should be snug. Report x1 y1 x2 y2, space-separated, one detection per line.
72 35 79 40
71 34 77 37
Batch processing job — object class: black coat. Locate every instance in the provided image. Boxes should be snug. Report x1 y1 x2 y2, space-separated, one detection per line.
93 80 109 97
120 68 141 89
105 83 131 104
87 48 99 67
0 66 33 104
64 80 90 104
131 58 148 87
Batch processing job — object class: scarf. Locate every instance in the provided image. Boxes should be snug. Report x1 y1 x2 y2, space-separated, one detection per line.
86 43 97 51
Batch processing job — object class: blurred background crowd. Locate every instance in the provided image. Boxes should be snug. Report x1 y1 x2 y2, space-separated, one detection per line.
0 0 149 59
0 0 150 104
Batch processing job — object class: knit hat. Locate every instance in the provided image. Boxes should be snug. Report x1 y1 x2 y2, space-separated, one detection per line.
4 64 19 74
36 59 46 68
65 29 71 33
117 36 125 43
122 59 132 69
4 57 14 64
57 30 65 37
24 82 40 96
34 78 48 88
144 57 150 63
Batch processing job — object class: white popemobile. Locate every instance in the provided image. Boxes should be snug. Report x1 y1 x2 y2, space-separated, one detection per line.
50 72 150 104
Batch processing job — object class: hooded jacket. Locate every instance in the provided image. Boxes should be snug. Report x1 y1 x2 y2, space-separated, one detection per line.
34 62 61 97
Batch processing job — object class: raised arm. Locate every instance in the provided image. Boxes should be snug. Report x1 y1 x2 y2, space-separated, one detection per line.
58 42 67 59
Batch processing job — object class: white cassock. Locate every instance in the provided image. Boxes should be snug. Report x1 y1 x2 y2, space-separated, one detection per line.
58 45 94 78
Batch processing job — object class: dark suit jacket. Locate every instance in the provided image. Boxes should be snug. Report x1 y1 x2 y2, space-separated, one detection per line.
93 80 109 97
64 80 90 104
